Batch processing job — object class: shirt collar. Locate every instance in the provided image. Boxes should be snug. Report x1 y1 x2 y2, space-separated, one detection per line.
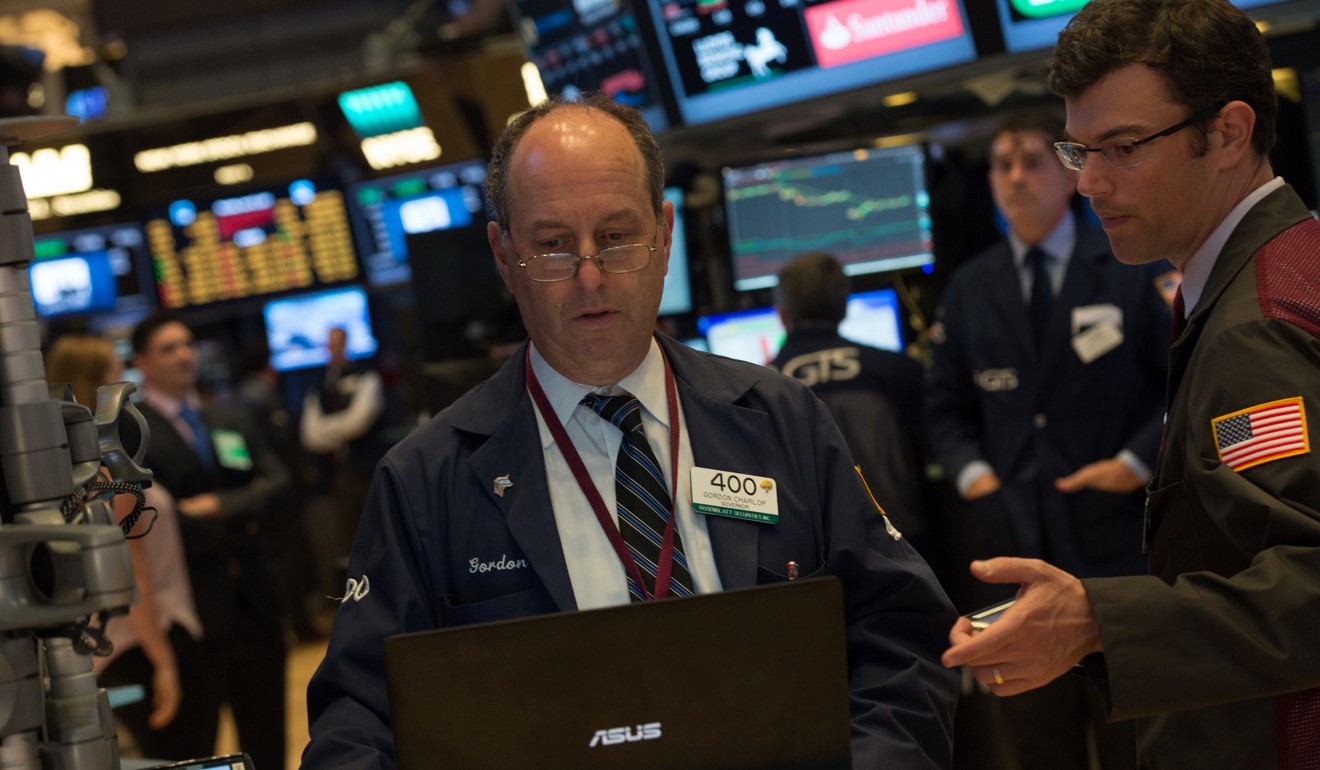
140 385 201 418
1009 210 1076 268
529 338 667 447
1179 176 1285 317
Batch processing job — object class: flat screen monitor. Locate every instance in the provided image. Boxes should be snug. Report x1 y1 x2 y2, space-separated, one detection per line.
646 0 975 125
262 285 379 373
31 223 155 319
995 0 1284 53
723 144 934 292
697 289 905 365
838 288 903 351
659 186 692 317
509 0 672 130
697 306 786 365
347 159 490 287
145 179 360 309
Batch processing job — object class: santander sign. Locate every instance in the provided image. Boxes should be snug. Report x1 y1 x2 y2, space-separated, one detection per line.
804 0 965 68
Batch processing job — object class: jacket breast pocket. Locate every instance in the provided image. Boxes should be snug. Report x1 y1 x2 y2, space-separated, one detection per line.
438 587 558 627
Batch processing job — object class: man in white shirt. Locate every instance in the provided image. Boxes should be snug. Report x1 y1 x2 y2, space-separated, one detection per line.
303 94 959 770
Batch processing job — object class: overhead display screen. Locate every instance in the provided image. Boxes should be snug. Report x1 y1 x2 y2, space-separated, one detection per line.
723 143 934 291
146 178 359 309
30 223 156 320
996 0 1287 53
646 0 976 125
510 0 673 130
346 159 490 287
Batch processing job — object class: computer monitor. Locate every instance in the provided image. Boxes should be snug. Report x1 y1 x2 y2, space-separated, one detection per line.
838 288 904 352
723 144 934 292
644 0 975 125
994 0 1284 53
508 0 673 130
346 159 490 287
145 178 360 309
30 223 155 320
697 306 786 366
698 288 905 365
659 186 692 317
262 285 379 372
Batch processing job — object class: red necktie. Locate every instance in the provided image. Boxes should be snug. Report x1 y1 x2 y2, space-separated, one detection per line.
1279 689 1320 768
1170 287 1187 343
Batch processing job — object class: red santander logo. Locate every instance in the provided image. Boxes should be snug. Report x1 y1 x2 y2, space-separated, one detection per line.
805 0 964 68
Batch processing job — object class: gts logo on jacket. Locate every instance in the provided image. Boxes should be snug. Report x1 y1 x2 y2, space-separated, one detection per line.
588 722 662 747
780 347 861 387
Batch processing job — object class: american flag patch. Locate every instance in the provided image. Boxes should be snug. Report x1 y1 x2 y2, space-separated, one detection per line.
1211 397 1309 472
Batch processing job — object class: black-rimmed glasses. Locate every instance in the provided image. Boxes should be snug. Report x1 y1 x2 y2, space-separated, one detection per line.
1053 101 1229 171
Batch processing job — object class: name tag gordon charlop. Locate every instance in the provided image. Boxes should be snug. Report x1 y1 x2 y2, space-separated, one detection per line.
690 466 780 524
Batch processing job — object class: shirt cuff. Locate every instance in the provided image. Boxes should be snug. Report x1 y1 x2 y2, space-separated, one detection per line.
955 460 995 498
1115 449 1152 484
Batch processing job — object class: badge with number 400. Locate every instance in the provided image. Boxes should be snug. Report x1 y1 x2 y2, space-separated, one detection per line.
689 466 780 524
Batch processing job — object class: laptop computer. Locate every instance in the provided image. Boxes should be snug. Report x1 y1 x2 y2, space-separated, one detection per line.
385 577 852 770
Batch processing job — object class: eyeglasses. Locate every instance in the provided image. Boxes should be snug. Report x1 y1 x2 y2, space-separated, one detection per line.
516 243 657 282
1053 101 1228 171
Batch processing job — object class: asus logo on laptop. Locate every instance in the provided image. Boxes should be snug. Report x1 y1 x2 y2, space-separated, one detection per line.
588 722 662 747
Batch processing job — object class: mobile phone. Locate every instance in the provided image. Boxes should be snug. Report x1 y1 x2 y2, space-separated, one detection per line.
138 753 254 770
965 599 1015 631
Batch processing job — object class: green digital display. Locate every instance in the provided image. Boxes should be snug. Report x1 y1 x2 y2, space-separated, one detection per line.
1009 0 1089 19
337 81 426 140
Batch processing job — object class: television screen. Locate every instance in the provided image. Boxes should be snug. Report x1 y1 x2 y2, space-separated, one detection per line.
645 0 975 125
723 144 934 291
146 178 360 309
262 285 379 372
659 186 692 317
509 0 672 130
697 306 786 365
346 159 490 287
698 288 904 365
31 223 155 319
838 288 903 351
995 0 1285 53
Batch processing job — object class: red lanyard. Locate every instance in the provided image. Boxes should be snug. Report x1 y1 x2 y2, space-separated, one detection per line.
524 344 682 600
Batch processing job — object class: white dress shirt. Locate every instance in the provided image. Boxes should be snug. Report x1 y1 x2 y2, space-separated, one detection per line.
529 339 723 610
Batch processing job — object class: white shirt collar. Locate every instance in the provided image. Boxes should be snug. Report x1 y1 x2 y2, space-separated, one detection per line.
1009 209 1077 267
1179 176 1285 317
529 338 668 448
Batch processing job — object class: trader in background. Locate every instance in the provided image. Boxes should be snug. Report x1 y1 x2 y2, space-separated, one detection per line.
943 1 1320 767
129 312 290 770
925 107 1172 769
303 93 959 770
771 251 933 566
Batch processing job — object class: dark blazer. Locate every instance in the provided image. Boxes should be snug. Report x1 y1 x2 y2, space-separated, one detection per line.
926 221 1172 578
1083 185 1320 768
303 335 959 770
132 399 290 634
772 328 928 545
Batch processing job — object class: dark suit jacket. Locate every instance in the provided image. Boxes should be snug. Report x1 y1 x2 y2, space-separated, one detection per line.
1083 185 1320 768
772 328 928 544
132 398 290 634
303 335 959 770
926 222 1172 578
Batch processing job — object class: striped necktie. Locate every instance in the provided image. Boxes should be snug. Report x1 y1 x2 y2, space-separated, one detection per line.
582 392 694 602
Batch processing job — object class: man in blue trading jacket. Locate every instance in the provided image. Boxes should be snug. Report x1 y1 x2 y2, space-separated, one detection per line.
925 108 1171 769
771 251 932 565
302 93 959 769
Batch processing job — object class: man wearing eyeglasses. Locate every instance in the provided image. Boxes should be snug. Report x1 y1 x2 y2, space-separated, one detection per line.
943 1 1320 767
302 94 959 770
926 106 1171 770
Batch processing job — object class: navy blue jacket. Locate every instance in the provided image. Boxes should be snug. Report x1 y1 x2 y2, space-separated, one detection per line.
303 335 958 769
925 224 1171 577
